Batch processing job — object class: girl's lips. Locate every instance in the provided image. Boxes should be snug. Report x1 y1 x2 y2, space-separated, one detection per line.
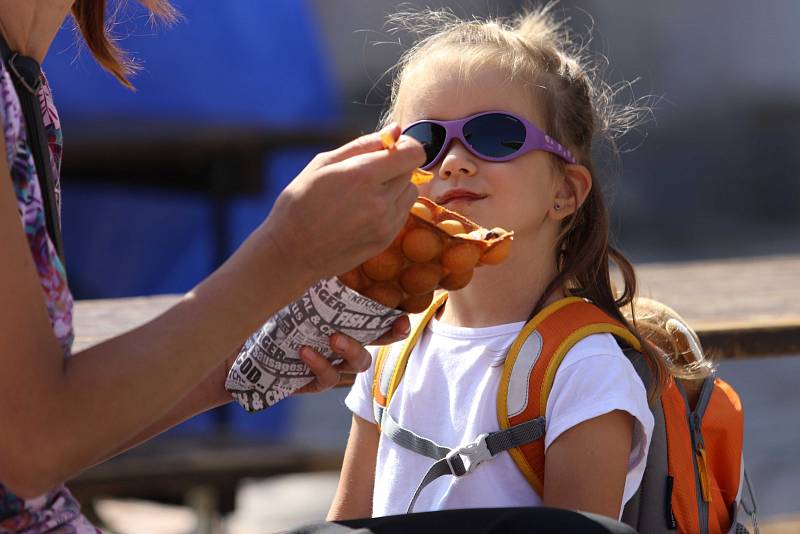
436 189 488 206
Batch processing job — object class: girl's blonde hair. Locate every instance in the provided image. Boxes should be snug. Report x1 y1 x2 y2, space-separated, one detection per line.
624 298 716 382
382 4 670 399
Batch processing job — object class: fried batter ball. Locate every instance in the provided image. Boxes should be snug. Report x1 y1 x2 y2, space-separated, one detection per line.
362 248 404 281
399 264 443 295
402 228 442 262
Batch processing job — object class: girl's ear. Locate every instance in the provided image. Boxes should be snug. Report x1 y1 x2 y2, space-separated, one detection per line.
549 164 593 220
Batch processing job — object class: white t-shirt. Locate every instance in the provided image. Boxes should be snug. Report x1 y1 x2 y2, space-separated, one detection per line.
345 316 654 519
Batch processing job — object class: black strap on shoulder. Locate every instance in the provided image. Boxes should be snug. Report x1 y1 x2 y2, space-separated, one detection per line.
0 33 66 267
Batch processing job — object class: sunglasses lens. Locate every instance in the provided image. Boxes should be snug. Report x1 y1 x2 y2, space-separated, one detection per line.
463 113 526 158
403 122 446 168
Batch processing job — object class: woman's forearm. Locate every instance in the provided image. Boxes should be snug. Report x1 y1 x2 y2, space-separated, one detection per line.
0 125 424 498
90 354 234 467
3 235 316 498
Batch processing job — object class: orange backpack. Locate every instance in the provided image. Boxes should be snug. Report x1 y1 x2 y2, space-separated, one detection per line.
372 294 757 533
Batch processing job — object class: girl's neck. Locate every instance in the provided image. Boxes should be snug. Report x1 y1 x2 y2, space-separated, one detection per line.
0 1 73 63
438 234 563 328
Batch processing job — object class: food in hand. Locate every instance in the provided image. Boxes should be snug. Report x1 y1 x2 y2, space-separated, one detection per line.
478 237 511 265
400 263 443 295
338 268 366 292
337 197 513 313
437 219 467 236
380 131 434 184
410 168 434 185
400 292 435 313
362 248 404 281
440 269 474 291
402 228 443 263
362 282 404 309
410 201 434 222
441 242 482 273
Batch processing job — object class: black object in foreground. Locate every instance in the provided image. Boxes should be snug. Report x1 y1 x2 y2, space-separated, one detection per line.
286 507 638 534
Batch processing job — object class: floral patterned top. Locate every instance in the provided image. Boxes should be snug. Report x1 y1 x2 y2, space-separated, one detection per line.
1 62 100 533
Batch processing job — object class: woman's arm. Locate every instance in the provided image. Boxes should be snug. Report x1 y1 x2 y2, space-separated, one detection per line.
99 323 409 465
327 414 380 520
0 126 423 498
543 409 634 519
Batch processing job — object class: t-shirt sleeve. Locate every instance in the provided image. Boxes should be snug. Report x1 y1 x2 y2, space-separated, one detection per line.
543 334 654 506
344 345 379 423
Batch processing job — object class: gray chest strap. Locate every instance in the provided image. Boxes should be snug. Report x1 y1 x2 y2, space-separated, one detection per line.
374 402 546 513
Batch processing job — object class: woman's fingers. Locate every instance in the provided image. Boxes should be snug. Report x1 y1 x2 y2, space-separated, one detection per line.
320 124 401 165
257 128 424 281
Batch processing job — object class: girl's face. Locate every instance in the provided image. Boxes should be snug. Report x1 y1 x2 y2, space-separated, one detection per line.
396 58 563 242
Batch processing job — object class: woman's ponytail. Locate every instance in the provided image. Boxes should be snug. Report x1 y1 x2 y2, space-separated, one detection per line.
71 0 178 89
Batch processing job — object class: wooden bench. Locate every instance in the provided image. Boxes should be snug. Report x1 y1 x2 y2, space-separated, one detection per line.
68 254 800 515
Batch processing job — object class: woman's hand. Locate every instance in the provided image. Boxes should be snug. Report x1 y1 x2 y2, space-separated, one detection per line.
254 124 425 284
295 315 411 394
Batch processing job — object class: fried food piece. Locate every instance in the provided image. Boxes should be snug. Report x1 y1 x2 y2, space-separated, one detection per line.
410 201 434 223
362 282 404 309
399 292 435 313
402 228 442 263
440 269 474 291
441 242 481 273
362 249 405 281
380 132 433 184
437 219 466 236
399 264 443 295
379 130 396 149
338 268 366 292
352 197 513 310
479 238 511 265
410 168 434 185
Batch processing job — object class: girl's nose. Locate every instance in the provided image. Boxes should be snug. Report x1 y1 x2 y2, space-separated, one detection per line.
438 140 478 180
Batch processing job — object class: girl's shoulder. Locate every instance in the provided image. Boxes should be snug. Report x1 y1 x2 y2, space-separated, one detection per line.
552 332 649 401
560 332 630 367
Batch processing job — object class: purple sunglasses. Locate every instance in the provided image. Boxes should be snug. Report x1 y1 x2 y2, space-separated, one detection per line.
402 110 576 170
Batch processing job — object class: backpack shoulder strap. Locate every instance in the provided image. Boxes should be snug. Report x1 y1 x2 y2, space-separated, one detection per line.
497 297 642 495
372 292 449 426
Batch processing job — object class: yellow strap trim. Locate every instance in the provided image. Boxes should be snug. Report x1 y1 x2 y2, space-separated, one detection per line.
497 298 642 495
496 297 586 494
496 297 586 430
385 292 449 407
372 344 392 402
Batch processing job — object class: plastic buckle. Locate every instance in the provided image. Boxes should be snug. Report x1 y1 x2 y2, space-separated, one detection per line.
445 433 492 476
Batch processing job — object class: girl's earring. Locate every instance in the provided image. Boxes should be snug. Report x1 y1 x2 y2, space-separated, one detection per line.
554 203 561 211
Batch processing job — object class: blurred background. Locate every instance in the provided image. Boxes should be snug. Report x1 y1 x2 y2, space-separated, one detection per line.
43 0 798 532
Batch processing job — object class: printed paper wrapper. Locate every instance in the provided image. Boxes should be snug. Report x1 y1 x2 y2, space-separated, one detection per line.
226 277 403 412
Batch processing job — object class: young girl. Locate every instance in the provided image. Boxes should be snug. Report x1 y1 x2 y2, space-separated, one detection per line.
328 6 667 522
